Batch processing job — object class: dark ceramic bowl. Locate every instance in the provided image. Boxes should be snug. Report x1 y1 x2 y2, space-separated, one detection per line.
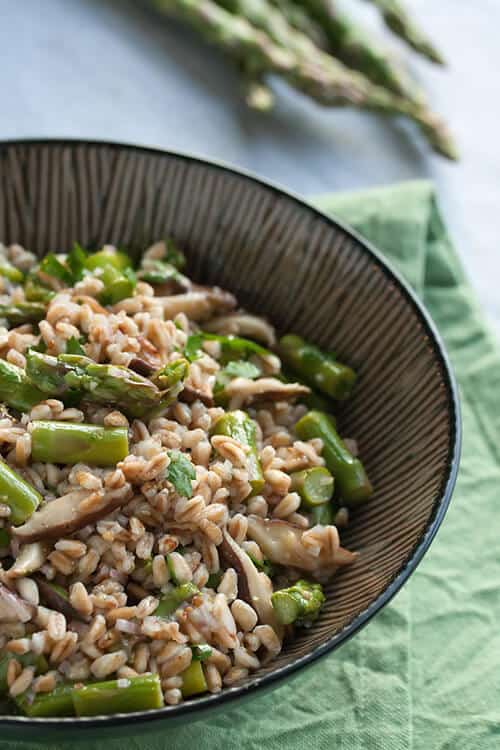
0 140 460 741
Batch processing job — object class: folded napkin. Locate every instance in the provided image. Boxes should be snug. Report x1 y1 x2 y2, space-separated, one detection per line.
19 181 499 750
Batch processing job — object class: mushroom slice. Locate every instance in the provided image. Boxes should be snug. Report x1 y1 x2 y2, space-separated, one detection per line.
6 542 48 579
246 515 357 575
224 377 310 408
179 383 214 408
157 288 236 322
35 576 89 623
0 582 35 623
204 313 276 347
12 487 132 544
220 530 282 637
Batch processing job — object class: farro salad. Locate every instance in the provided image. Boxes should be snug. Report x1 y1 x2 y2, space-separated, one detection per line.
0 240 372 717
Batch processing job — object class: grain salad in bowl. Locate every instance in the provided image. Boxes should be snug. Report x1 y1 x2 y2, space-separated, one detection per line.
0 239 372 718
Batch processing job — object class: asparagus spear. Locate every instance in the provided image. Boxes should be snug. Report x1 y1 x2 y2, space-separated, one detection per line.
180 661 207 698
211 410 264 495
30 421 129 466
290 466 334 508
280 334 356 401
0 302 46 327
26 351 188 418
295 411 372 505
72 675 164 716
182 0 455 157
0 261 24 284
309 503 334 525
0 359 45 412
98 265 137 305
155 582 199 617
85 248 132 272
287 0 422 101
16 684 75 718
365 0 444 64
0 460 41 524
271 579 325 625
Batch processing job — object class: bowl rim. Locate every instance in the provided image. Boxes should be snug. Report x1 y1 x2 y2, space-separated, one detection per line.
0 138 462 730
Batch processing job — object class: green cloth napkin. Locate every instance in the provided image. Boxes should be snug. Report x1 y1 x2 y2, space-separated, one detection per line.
13 181 500 750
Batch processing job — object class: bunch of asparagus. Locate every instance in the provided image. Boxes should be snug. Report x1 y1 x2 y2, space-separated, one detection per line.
148 0 455 159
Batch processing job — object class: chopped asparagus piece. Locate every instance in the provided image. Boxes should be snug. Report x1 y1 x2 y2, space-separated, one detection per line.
72 674 164 716
0 460 41 525
30 421 129 466
295 411 373 505
0 359 46 412
280 334 356 401
271 579 325 625
0 302 46 326
211 410 264 496
155 582 198 616
291 467 334 508
85 248 131 272
16 684 74 717
180 660 207 698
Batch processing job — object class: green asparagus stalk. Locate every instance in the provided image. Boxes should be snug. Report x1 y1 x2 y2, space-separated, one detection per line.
155 582 199 617
0 459 41 524
0 359 45 412
190 0 455 157
26 351 188 418
211 410 264 495
0 653 48 696
295 411 372 505
85 248 132 272
0 261 24 284
16 684 75 718
180 660 207 698
280 334 356 401
30 421 129 466
290 466 334 508
288 0 422 100
24 274 55 303
271 579 325 625
365 0 444 64
0 302 46 327
98 265 137 305
72 675 164 716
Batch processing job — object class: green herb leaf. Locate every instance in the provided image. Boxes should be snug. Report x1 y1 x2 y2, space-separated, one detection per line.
67 243 87 282
247 552 275 578
166 450 196 498
223 360 260 379
185 334 204 362
190 644 212 662
39 254 73 285
65 336 86 356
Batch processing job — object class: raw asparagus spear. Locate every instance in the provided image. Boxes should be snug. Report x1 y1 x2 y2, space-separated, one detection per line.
211 410 264 495
271 579 325 625
289 0 422 100
295 411 372 505
279 334 356 401
72 674 164 716
0 459 41 524
16 685 75 718
365 0 444 64
30 421 129 466
192 0 455 157
0 359 46 412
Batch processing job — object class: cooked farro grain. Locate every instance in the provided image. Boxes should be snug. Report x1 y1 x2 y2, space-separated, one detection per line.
0 240 367 718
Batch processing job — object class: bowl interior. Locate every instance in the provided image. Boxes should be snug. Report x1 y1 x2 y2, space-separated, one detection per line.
0 141 459 726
